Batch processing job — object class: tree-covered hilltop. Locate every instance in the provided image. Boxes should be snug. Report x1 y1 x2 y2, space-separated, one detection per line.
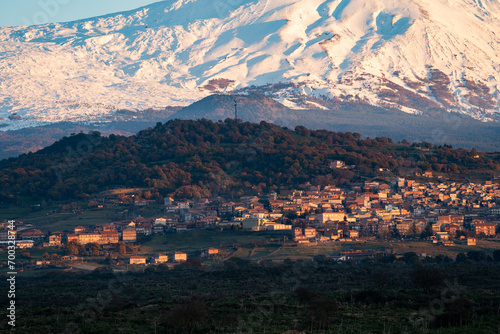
0 119 498 201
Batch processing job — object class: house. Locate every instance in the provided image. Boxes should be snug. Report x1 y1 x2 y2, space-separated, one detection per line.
128 256 147 265
444 223 460 235
178 201 190 210
154 218 168 226
196 198 210 206
19 229 45 243
46 233 62 247
78 232 101 245
341 250 378 261
153 254 169 264
219 221 242 228
122 227 137 243
395 221 411 235
207 248 219 255
346 230 359 238
17 240 34 249
36 260 50 266
182 212 194 222
303 227 317 239
74 226 86 233
174 252 187 262
219 202 235 215
330 160 346 169
432 223 443 233
435 232 450 241
198 216 214 225
248 208 270 219
100 230 119 244
66 234 79 243
113 221 136 231
263 222 292 231
467 238 477 246
175 223 188 232
95 224 116 232
165 204 179 213
164 197 175 206
242 218 267 230
474 223 497 236
194 220 209 229
153 218 174 234
312 212 347 224
135 223 152 236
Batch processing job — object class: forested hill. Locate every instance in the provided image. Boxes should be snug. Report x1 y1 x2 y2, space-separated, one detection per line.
0 119 498 201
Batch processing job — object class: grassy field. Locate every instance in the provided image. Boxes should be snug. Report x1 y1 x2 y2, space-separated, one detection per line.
0 203 165 233
20 208 120 233
138 232 500 261
0 205 31 220
177 236 500 261
139 230 277 254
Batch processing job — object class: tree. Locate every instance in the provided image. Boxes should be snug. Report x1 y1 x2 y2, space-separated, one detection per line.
412 267 445 292
420 223 433 239
378 254 396 264
295 286 314 303
309 296 338 328
408 223 419 236
493 250 500 262
20 251 31 259
455 253 468 263
165 296 208 331
117 242 126 255
65 241 80 255
402 252 420 264
467 250 487 262
88 242 100 256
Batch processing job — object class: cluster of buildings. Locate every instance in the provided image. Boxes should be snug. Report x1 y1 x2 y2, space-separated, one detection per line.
1 177 499 251
157 178 500 245
284 178 500 244
128 248 219 265
0 219 148 248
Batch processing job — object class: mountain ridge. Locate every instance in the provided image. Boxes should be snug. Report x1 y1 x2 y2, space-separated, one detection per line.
0 0 499 129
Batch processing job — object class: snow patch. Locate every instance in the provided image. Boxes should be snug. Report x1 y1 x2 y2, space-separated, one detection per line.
0 0 498 127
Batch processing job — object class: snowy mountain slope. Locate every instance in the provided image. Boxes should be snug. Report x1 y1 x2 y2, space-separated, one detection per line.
0 0 499 128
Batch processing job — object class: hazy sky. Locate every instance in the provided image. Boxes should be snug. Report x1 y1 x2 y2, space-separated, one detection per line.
0 0 162 27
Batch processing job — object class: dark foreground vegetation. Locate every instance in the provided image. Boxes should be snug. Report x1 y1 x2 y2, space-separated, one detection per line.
1 257 500 333
0 119 499 202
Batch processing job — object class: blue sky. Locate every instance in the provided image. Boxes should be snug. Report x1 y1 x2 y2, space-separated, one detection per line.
0 0 162 27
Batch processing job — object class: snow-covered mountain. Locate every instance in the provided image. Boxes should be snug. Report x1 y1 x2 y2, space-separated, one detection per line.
0 0 499 129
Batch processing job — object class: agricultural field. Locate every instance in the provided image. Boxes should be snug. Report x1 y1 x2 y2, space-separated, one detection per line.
139 230 277 254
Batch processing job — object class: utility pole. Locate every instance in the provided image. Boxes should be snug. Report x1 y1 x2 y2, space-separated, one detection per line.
234 98 238 122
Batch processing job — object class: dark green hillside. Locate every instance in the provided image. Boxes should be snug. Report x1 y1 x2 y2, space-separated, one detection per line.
169 93 500 152
0 119 498 201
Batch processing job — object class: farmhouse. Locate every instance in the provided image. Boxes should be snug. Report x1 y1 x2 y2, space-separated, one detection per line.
174 252 187 262
128 256 147 265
